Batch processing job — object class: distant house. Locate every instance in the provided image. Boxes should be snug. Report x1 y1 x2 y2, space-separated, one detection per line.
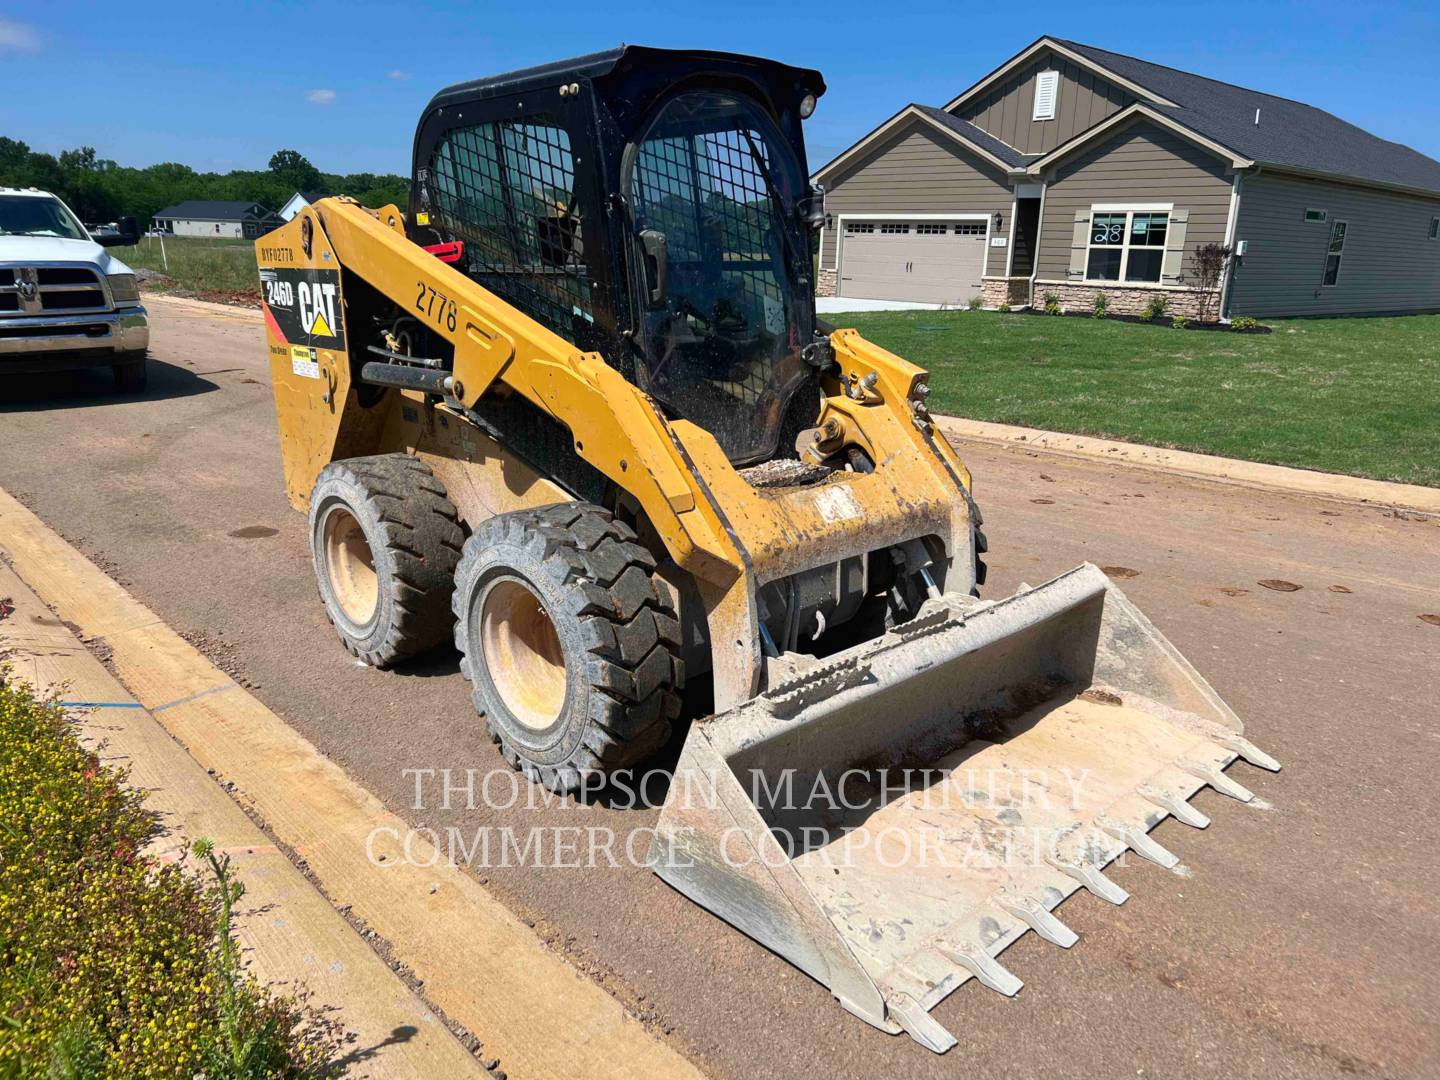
813 36 1440 318
152 200 282 239
279 191 330 221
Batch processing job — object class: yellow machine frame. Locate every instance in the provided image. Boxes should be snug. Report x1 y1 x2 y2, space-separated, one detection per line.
260 198 977 710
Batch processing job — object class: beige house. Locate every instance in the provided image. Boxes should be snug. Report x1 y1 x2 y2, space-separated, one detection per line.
813 37 1440 318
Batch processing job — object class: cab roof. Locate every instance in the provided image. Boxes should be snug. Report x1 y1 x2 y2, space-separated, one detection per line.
425 44 824 112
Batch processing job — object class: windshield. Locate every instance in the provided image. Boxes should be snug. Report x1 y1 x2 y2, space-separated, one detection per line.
627 91 813 465
0 195 89 241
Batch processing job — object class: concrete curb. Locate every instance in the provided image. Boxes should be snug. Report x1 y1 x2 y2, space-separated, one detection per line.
936 416 1440 516
0 563 487 1078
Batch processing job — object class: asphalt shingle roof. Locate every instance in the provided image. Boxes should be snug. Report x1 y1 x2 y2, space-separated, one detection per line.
1056 40 1440 195
153 200 271 221
913 106 1037 168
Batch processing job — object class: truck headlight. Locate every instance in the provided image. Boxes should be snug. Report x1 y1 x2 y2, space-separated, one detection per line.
108 273 140 305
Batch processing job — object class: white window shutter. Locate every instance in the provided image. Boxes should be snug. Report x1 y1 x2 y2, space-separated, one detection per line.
1033 71 1059 120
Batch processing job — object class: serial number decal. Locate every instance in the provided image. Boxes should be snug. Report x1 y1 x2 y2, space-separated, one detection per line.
260 267 346 350
290 345 320 379
415 279 457 332
259 246 296 263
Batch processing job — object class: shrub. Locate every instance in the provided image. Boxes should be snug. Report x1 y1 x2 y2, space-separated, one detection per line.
1043 290 1061 315
997 302 1012 313
1189 242 1233 322
0 673 336 1078
1092 292 1109 319
1139 293 1169 323
967 294 984 311
1231 315 1260 331
1171 315 1190 330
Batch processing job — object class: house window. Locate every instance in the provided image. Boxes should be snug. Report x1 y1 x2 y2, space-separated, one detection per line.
1304 208 1327 223
1032 70 1059 121
1430 217 1439 240
879 223 909 234
845 222 874 235
1086 210 1169 283
1322 220 1347 286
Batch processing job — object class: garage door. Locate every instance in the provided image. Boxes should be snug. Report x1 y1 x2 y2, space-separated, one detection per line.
838 220 987 304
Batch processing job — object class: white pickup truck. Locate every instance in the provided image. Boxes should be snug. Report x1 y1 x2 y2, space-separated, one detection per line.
1 187 150 391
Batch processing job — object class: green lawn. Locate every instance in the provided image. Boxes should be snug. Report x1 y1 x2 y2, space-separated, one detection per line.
841 310 1440 487
112 235 260 299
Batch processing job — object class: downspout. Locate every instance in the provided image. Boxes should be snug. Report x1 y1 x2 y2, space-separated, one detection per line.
1219 168 1250 320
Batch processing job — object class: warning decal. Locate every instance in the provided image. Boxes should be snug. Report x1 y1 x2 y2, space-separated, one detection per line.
259 267 346 351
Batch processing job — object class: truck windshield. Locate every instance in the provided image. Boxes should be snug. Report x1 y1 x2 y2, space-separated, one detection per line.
626 91 813 465
0 195 89 241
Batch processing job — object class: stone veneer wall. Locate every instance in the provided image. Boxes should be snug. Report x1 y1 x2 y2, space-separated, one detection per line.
980 277 1034 308
815 268 838 298
1033 282 1213 319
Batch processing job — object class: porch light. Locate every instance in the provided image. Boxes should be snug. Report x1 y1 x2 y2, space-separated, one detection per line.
994 211 1003 230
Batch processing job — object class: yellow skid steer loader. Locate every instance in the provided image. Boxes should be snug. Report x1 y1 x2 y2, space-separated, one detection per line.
257 46 1277 1050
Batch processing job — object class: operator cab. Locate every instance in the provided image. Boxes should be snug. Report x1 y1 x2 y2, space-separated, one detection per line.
409 46 827 466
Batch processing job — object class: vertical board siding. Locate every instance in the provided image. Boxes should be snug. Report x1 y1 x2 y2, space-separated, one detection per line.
955 50 1135 154
819 121 1013 276
1229 173 1440 317
1035 120 1234 282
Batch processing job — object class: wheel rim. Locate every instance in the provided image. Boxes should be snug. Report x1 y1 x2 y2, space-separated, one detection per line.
322 507 378 628
479 577 567 731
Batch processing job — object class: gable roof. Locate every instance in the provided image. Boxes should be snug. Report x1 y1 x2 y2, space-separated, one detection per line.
812 103 1024 184
1054 40 1440 196
153 200 271 221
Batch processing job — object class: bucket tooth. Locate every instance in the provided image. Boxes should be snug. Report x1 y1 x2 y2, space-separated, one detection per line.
1213 732 1282 772
1139 786 1211 828
1046 855 1130 905
1180 761 1255 802
937 941 1024 997
1099 818 1180 870
999 897 1078 948
886 994 957 1053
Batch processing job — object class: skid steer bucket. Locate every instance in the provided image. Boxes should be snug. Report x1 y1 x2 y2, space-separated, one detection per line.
648 562 1278 1051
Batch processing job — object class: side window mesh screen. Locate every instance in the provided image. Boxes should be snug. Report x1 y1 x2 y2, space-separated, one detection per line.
430 116 593 338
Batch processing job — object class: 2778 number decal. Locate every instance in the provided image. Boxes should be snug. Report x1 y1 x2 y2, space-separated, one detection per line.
415 280 457 332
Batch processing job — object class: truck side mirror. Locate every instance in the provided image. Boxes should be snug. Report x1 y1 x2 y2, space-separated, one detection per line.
640 229 668 306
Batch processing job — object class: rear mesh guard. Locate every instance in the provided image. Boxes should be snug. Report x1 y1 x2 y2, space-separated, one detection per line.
649 563 1279 1052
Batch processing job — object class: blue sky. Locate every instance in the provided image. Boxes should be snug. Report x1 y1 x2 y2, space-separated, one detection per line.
2 1 1437 176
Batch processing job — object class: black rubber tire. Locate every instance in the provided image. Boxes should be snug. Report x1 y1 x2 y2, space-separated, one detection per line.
453 502 684 794
113 354 147 393
309 454 464 667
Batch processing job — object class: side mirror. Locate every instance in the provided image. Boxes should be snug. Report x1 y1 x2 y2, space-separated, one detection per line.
796 184 826 230
97 215 139 247
639 229 668 306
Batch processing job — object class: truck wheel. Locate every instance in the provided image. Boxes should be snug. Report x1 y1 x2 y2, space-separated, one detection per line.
453 503 683 794
309 455 464 667
113 354 147 393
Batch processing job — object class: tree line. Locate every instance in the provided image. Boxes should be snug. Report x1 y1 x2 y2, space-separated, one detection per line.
0 140 410 227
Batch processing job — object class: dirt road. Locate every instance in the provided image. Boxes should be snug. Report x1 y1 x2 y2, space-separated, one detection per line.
2 295 1437 1078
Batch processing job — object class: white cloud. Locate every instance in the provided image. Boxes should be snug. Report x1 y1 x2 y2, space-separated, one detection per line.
388 69 411 80
0 18 39 51
306 88 337 105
